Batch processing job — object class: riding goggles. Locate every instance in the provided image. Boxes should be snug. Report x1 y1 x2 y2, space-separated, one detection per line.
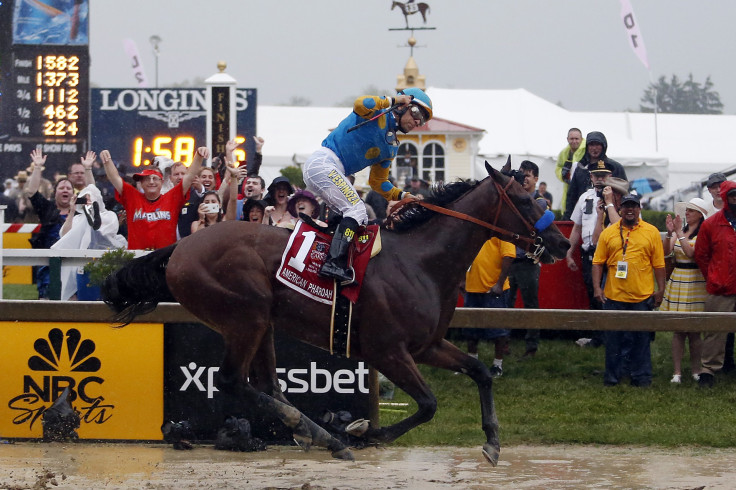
409 105 427 126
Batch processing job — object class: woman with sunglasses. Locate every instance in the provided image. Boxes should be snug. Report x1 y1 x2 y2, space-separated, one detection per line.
301 87 433 284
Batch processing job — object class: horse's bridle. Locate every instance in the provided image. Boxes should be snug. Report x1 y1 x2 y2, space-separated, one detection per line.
391 178 555 263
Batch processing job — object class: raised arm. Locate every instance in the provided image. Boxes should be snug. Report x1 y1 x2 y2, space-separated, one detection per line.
222 162 239 221
99 150 124 195
81 151 97 186
25 149 47 197
224 138 237 165
601 186 621 225
248 136 264 176
672 214 697 258
181 147 209 196
663 214 678 256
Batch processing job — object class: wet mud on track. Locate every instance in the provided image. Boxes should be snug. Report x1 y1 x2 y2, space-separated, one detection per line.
1 442 735 489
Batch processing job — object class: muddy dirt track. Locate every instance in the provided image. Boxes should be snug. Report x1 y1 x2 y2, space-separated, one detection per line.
1 442 734 489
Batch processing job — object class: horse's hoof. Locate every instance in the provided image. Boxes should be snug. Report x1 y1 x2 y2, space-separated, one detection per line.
345 419 369 437
332 447 355 461
482 443 499 467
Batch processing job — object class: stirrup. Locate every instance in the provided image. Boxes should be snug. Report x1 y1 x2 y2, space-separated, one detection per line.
321 264 356 286
338 267 356 286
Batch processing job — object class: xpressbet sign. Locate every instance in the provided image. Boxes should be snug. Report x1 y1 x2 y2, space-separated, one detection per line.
179 361 370 399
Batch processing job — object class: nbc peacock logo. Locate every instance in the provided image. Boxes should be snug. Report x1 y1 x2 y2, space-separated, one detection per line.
28 328 101 373
7 327 114 430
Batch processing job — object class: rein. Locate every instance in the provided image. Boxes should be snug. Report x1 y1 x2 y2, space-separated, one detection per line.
389 178 554 262
412 200 535 245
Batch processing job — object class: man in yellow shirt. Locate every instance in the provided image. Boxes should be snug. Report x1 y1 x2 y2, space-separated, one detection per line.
592 193 666 387
555 128 586 214
459 237 516 377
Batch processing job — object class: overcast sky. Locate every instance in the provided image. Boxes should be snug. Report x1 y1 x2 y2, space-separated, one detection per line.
90 1 736 114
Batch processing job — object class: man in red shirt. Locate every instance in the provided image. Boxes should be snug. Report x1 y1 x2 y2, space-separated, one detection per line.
694 179 736 387
100 147 208 249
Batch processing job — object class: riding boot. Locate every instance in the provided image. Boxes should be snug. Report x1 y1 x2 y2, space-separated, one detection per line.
320 217 359 285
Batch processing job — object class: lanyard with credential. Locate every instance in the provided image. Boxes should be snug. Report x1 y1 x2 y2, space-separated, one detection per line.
619 223 632 259
616 223 632 279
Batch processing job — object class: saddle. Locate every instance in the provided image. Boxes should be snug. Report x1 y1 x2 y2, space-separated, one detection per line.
276 216 381 357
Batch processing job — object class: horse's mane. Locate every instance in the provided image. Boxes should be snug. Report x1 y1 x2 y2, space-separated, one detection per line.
385 179 479 232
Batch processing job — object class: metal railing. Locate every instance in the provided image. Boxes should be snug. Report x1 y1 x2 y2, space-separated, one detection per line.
3 205 733 331
1 205 149 299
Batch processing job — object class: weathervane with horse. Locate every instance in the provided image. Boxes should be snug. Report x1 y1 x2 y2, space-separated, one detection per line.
391 0 430 28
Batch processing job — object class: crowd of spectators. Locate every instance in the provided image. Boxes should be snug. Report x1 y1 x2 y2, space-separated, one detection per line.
3 125 735 388
456 128 735 387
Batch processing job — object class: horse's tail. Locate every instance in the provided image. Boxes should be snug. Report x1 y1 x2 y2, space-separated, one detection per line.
101 244 178 326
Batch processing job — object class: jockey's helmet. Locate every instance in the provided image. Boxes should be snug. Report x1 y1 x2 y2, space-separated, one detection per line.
399 88 433 122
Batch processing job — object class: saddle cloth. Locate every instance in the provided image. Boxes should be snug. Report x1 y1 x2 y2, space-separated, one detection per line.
276 220 380 304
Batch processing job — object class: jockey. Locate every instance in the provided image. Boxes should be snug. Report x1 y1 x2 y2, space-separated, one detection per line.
303 87 433 284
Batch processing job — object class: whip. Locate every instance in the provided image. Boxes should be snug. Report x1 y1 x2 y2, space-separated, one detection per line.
346 102 402 133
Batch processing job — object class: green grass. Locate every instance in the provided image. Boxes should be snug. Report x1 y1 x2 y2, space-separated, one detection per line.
2 283 37 299
5 282 733 449
381 335 736 448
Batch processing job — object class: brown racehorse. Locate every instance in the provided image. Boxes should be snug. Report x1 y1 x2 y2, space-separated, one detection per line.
101 161 569 465
391 1 430 28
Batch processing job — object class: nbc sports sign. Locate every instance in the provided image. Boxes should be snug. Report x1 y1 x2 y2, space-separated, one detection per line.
0 322 163 439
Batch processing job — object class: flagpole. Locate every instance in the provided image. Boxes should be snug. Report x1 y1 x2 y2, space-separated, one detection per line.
649 70 659 152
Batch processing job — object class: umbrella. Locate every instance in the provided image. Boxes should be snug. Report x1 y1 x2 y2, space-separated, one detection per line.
630 178 663 195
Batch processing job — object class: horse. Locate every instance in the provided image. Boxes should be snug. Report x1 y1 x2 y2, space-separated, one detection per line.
391 1 430 28
101 161 570 465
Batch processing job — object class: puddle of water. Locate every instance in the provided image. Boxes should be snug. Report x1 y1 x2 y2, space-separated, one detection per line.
1 442 735 489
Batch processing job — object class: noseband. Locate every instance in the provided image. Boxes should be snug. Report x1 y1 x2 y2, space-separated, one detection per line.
392 178 554 263
489 179 554 263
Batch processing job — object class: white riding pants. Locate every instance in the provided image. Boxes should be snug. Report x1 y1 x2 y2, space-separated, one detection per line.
303 147 368 225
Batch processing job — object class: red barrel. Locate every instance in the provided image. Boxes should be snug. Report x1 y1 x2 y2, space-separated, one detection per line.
515 221 589 310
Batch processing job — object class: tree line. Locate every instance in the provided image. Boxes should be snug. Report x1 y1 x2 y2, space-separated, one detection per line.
640 74 723 115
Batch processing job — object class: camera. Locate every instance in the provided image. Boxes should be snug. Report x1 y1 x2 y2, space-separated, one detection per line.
502 169 526 185
202 203 220 214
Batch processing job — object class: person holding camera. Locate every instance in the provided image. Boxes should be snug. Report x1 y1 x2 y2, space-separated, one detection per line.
555 128 586 213
190 159 240 234
25 149 74 298
566 161 616 308
505 160 549 358
53 184 127 300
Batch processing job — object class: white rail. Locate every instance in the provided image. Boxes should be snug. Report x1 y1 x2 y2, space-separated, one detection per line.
1 206 148 298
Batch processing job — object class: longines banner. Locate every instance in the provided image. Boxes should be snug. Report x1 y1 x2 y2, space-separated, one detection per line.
0 322 164 439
